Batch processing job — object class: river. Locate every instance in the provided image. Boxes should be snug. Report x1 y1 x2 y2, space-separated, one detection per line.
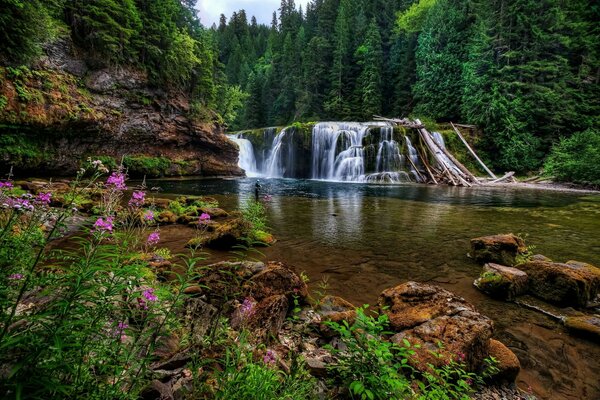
149 177 600 400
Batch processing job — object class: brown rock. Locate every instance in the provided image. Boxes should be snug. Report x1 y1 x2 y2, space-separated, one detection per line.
517 260 600 307
474 263 528 301
243 262 308 301
487 339 520 382
203 217 251 250
377 281 476 331
245 295 289 338
183 298 217 345
564 315 600 341
470 234 527 266
391 309 494 371
200 207 229 219
183 285 203 296
157 210 178 224
315 295 356 336
195 261 266 305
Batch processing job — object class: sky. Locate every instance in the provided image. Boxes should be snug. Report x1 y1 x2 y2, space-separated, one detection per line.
197 0 310 28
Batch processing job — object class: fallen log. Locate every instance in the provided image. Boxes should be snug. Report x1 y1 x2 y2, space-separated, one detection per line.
450 122 496 179
490 172 515 184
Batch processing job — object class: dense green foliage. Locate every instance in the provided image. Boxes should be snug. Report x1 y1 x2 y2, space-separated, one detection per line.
216 0 599 174
0 0 242 124
544 129 600 186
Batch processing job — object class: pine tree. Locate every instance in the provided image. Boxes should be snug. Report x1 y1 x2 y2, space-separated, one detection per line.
354 18 384 119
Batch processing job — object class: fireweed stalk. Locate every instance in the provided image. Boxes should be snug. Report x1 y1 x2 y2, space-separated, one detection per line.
0 166 106 344
1 164 197 399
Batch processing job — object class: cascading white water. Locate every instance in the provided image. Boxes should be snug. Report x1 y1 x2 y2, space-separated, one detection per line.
227 135 259 177
405 136 423 182
362 125 410 183
312 122 376 181
236 121 426 184
432 131 445 149
264 128 288 178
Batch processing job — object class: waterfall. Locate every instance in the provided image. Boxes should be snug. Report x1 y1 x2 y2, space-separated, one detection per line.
312 122 372 181
234 121 427 184
405 136 423 182
264 128 289 178
228 135 259 177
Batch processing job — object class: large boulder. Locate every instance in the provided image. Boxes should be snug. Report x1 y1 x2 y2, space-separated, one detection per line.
470 234 527 266
487 339 520 382
243 262 308 301
391 309 494 371
517 260 600 307
377 281 477 331
379 282 494 371
474 263 528 301
194 261 266 304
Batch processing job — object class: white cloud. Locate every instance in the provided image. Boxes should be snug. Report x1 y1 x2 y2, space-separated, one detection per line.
197 0 310 28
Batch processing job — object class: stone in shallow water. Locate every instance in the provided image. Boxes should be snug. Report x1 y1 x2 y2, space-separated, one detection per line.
470 234 527 266
377 281 476 331
474 263 529 301
517 260 600 307
564 315 600 341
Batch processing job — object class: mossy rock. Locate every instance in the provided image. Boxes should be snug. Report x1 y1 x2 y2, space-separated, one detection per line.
252 230 276 246
474 263 528 301
564 315 600 341
470 234 528 266
157 210 177 224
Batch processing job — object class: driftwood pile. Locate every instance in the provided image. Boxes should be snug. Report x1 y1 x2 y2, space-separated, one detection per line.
373 116 514 187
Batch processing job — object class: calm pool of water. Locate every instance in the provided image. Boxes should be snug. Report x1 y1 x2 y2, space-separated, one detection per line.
149 178 600 400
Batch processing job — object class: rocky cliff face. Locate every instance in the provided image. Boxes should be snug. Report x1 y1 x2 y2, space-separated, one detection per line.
0 38 242 178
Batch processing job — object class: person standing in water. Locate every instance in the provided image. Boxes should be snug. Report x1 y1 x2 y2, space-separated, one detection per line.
255 180 261 201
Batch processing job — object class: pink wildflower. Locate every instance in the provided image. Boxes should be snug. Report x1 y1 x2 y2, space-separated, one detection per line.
93 217 114 233
8 273 24 280
36 192 52 205
142 288 158 302
128 191 145 207
199 213 211 222
240 298 255 317
147 231 160 246
106 172 127 190
0 181 14 189
143 210 155 221
456 352 465 363
263 350 276 365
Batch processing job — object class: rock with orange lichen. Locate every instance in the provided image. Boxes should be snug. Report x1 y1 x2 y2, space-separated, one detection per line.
377 281 477 331
487 339 520 382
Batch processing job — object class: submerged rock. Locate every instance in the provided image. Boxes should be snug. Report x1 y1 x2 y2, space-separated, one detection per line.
470 234 527 266
564 315 600 341
517 260 600 307
474 263 528 301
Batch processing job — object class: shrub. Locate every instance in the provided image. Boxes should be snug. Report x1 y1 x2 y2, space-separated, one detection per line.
214 334 317 400
544 129 600 186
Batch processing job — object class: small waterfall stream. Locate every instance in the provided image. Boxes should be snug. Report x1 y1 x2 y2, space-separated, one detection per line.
227 135 259 177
